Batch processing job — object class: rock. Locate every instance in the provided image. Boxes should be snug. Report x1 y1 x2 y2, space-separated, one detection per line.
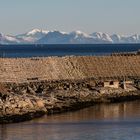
1 79 140 123
36 100 45 108
0 92 47 123
27 86 36 95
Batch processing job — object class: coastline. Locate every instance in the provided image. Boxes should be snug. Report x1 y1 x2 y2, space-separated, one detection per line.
0 80 140 124
0 55 140 123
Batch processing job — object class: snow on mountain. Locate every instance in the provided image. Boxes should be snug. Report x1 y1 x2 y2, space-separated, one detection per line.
110 34 140 43
36 31 140 44
91 32 113 43
0 29 140 44
110 34 121 43
36 30 113 44
0 33 19 44
16 29 49 43
121 35 140 43
26 29 48 36
69 31 95 44
70 31 91 38
36 31 71 44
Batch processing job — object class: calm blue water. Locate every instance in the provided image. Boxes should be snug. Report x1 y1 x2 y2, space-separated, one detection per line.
0 44 140 57
1 101 140 140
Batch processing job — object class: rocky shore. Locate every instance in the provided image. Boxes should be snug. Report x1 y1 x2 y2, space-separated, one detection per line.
0 83 47 123
0 80 140 123
0 55 140 123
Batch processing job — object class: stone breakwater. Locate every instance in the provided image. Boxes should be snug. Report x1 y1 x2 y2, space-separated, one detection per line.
0 55 140 83
0 55 140 123
0 87 47 123
0 80 140 123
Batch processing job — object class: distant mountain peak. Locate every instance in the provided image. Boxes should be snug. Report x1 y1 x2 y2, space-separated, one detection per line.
0 29 140 44
71 31 91 38
91 32 113 43
71 30 85 34
26 29 49 36
27 29 41 35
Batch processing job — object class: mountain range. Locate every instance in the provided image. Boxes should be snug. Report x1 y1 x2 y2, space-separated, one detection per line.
0 29 140 44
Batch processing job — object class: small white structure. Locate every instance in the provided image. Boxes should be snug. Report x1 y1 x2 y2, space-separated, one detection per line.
104 81 119 88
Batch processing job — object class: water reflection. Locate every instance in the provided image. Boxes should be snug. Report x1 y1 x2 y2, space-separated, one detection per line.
1 101 140 140
34 101 140 123
0 125 8 140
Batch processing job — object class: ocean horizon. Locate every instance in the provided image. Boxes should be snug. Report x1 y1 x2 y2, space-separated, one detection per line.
0 44 140 58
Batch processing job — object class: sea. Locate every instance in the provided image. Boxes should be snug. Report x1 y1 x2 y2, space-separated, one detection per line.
1 101 140 140
0 44 140 57
0 44 140 140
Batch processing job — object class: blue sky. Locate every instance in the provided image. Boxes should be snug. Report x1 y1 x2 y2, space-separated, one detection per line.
0 0 140 35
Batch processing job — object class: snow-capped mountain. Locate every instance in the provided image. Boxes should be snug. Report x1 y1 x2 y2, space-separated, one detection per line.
69 31 100 44
110 34 121 43
110 34 140 43
36 30 113 44
37 31 70 44
16 29 49 43
0 33 19 44
0 29 140 44
91 32 113 43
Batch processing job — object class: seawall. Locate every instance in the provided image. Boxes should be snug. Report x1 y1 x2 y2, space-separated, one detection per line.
0 55 140 123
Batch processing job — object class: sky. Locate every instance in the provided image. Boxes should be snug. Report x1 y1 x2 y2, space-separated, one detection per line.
0 0 140 35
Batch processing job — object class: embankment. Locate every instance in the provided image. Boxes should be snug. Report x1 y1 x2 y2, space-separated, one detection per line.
0 55 140 123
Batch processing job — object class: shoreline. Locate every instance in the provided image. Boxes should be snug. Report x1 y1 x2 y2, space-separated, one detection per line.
0 55 140 123
1 80 140 124
1 93 140 124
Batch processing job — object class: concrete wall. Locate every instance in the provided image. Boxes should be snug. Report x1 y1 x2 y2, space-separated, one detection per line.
104 81 119 88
